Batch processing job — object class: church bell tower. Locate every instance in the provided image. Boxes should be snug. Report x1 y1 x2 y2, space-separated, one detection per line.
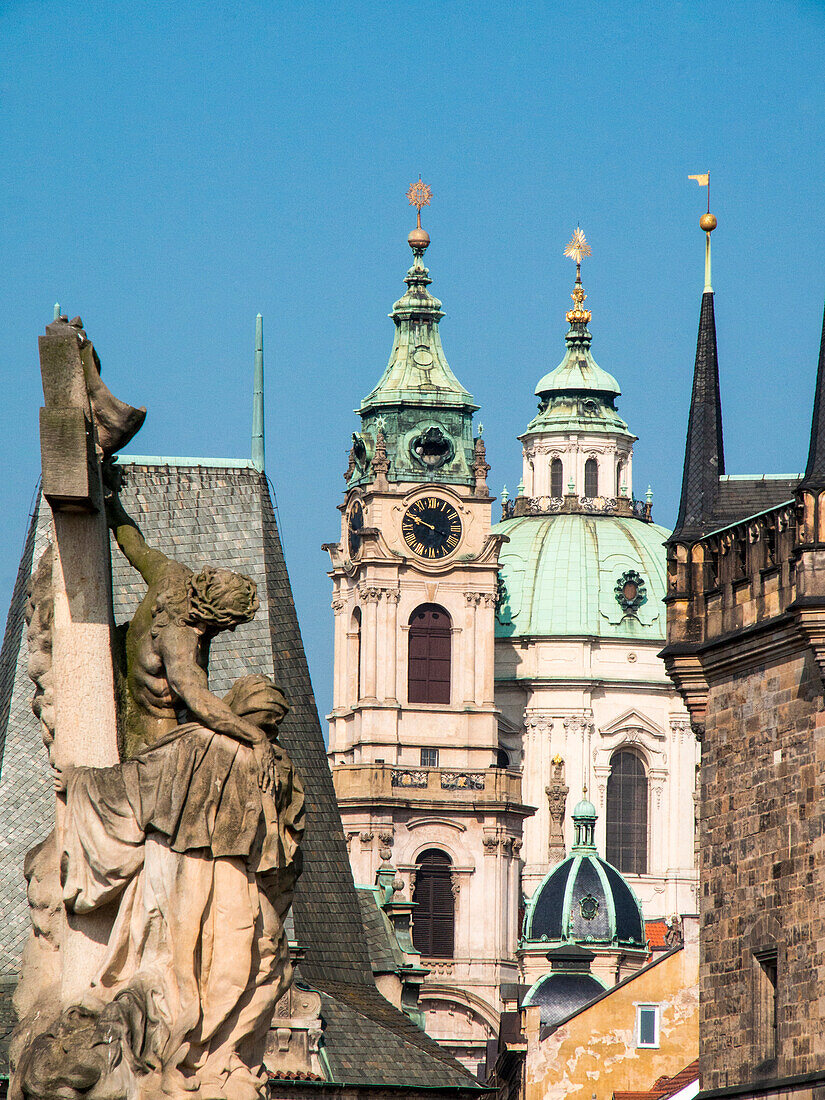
325 184 530 1070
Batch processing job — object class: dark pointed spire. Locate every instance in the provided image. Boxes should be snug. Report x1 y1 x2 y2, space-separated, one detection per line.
671 290 725 542
800 300 825 491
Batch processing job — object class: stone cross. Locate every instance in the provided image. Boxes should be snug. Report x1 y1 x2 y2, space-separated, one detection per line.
38 322 121 1001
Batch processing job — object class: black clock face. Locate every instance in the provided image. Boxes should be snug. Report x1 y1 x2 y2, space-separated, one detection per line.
348 500 364 557
402 497 462 559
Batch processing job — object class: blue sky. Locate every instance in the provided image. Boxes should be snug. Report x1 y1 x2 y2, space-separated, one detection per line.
1 0 824 721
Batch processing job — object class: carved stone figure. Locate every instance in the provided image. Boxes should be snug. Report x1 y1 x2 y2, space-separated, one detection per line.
106 491 266 766
25 543 55 759
546 755 569 863
11 316 306 1100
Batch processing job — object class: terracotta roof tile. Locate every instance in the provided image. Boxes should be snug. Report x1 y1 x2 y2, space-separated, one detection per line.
645 918 669 948
613 1060 699 1100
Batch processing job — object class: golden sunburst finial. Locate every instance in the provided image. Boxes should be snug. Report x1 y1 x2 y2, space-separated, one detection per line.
406 177 433 252
564 226 593 325
564 226 592 265
407 177 433 228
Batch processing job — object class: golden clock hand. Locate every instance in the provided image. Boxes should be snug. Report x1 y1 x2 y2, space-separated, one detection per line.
413 516 437 531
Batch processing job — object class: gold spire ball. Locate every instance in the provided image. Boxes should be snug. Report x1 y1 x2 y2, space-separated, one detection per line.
564 226 592 324
407 176 432 251
689 173 716 292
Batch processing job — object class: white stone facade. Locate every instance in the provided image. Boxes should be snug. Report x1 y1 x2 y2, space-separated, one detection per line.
327 478 530 1070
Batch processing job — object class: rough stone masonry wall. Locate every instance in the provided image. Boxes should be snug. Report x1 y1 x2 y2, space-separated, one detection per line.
700 647 825 1091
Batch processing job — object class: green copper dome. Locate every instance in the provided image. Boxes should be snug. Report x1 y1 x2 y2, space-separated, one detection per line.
572 797 597 819
524 267 634 443
522 802 645 950
494 514 670 641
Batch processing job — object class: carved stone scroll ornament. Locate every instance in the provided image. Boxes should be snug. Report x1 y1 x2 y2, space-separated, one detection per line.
546 755 569 863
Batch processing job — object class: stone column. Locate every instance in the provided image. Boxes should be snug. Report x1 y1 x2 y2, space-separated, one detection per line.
522 711 554 893
331 596 346 709
376 590 389 701
476 593 496 706
463 592 477 704
384 589 400 704
360 586 380 701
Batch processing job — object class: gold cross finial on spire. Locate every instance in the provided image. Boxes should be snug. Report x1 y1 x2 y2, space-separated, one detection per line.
407 176 433 230
564 227 592 324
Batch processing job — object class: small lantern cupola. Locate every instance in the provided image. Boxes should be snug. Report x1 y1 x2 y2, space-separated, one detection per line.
517 228 637 504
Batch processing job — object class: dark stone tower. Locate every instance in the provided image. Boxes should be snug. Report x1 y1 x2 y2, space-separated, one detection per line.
663 209 825 1097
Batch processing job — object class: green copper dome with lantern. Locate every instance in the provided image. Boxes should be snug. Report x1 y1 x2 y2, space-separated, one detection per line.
493 227 671 642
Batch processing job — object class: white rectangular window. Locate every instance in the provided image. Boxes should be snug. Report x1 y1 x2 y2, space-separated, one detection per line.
636 1004 660 1048
421 747 439 768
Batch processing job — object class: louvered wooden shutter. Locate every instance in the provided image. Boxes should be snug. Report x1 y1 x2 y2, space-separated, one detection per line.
412 850 455 958
408 606 451 704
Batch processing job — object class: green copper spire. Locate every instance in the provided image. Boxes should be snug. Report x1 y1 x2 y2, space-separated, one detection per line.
348 187 482 490
252 314 265 472
523 233 633 442
359 232 476 416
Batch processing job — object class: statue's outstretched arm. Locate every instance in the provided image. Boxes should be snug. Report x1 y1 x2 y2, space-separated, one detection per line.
160 626 266 746
106 492 169 584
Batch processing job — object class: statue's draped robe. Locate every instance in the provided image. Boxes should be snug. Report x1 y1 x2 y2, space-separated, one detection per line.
60 725 304 1088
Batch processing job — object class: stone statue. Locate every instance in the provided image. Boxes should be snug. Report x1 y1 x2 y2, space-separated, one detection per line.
11 316 306 1100
106 490 266 771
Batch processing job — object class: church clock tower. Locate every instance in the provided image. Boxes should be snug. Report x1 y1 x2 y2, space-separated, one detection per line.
325 185 530 1070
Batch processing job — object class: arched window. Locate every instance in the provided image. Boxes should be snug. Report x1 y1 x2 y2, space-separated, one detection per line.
408 605 451 704
606 751 648 874
496 748 510 768
616 460 624 497
412 849 455 957
551 458 564 498
585 457 599 498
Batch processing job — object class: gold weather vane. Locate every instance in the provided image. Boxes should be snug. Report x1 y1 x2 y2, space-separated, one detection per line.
407 176 433 230
564 226 592 324
689 173 717 292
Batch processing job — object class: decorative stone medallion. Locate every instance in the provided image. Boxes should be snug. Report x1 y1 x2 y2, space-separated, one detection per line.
614 569 648 616
579 893 599 921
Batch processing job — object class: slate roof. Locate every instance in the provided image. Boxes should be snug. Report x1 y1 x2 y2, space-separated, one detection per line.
0 461 477 1092
801 301 825 491
356 886 406 975
522 971 605 1029
670 290 821 540
671 292 725 543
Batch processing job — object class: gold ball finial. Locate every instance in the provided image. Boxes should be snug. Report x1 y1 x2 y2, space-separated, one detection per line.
406 176 433 245
700 212 717 233
408 226 430 251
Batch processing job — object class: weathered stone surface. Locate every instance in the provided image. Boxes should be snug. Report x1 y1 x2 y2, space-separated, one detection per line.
12 322 305 1100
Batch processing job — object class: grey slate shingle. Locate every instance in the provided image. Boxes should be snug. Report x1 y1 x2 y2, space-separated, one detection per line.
0 463 477 1091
